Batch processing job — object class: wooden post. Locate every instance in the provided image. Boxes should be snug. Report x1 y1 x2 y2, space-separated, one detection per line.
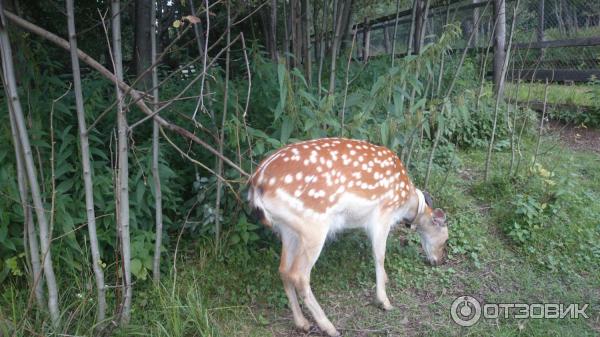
383 25 390 54
473 3 480 47
493 0 506 97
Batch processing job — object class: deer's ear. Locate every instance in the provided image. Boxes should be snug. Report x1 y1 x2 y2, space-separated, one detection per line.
423 191 433 208
432 208 446 227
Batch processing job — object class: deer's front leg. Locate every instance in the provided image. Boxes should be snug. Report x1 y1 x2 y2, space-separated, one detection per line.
371 223 394 311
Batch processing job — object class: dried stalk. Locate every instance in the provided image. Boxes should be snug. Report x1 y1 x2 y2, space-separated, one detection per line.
7 95 44 310
151 0 164 285
214 0 231 253
0 5 60 326
110 0 132 323
531 79 549 170
192 0 210 120
66 0 107 321
340 29 357 136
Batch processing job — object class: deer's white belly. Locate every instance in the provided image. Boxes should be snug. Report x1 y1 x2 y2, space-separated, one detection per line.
260 188 390 236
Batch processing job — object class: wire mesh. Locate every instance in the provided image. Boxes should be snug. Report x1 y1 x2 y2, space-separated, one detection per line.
355 0 600 79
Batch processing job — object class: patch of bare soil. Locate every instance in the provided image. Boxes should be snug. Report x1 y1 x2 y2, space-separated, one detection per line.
547 120 600 155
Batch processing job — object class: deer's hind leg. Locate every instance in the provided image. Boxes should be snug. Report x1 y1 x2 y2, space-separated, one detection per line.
288 228 339 337
278 227 310 332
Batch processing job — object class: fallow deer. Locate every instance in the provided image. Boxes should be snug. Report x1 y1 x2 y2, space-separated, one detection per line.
248 138 448 336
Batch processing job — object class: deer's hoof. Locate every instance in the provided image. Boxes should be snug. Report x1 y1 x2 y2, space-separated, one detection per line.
294 318 311 332
379 299 395 311
326 328 341 337
382 302 395 311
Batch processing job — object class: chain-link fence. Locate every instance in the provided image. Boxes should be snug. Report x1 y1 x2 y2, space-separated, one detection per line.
354 0 600 82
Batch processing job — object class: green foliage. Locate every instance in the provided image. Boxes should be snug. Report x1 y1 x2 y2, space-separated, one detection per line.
472 154 600 274
1 9 599 335
546 78 600 127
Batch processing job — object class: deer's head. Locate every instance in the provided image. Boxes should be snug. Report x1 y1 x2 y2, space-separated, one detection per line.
413 191 447 266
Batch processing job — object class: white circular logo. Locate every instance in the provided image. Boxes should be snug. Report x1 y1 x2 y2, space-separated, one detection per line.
451 295 481 326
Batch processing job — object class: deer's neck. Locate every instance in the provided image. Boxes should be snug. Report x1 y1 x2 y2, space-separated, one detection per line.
397 188 424 225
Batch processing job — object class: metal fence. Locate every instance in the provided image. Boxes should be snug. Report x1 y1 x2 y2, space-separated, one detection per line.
354 0 600 82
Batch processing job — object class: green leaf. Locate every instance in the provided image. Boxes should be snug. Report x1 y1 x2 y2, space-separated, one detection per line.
54 163 74 180
229 234 240 245
136 180 145 206
131 259 143 278
280 116 293 144
56 179 74 194
381 120 389 146
275 63 287 120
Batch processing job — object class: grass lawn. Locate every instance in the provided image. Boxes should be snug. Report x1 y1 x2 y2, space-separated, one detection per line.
2 135 599 336
503 82 600 108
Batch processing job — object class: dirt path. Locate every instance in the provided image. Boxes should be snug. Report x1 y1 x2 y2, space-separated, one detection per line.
547 121 600 155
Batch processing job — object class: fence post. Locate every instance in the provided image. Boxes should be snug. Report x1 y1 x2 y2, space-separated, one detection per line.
363 17 370 63
493 0 506 97
383 25 390 54
472 1 479 47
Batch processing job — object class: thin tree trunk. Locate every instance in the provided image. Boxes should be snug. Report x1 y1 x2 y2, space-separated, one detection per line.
447 0 490 96
317 1 328 95
135 0 152 90
192 0 210 120
151 0 164 285
485 0 519 181
538 0 545 58
416 0 431 54
328 0 351 95
493 0 506 97
8 98 44 310
188 0 205 56
476 11 499 109
283 0 290 68
271 0 278 61
0 5 60 325
66 0 107 321
290 0 297 68
407 0 418 54
214 0 231 253
340 29 357 136
301 0 311 84
413 0 423 54
391 0 402 64
111 0 132 324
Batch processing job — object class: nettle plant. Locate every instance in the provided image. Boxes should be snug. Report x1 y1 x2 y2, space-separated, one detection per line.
501 159 598 272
